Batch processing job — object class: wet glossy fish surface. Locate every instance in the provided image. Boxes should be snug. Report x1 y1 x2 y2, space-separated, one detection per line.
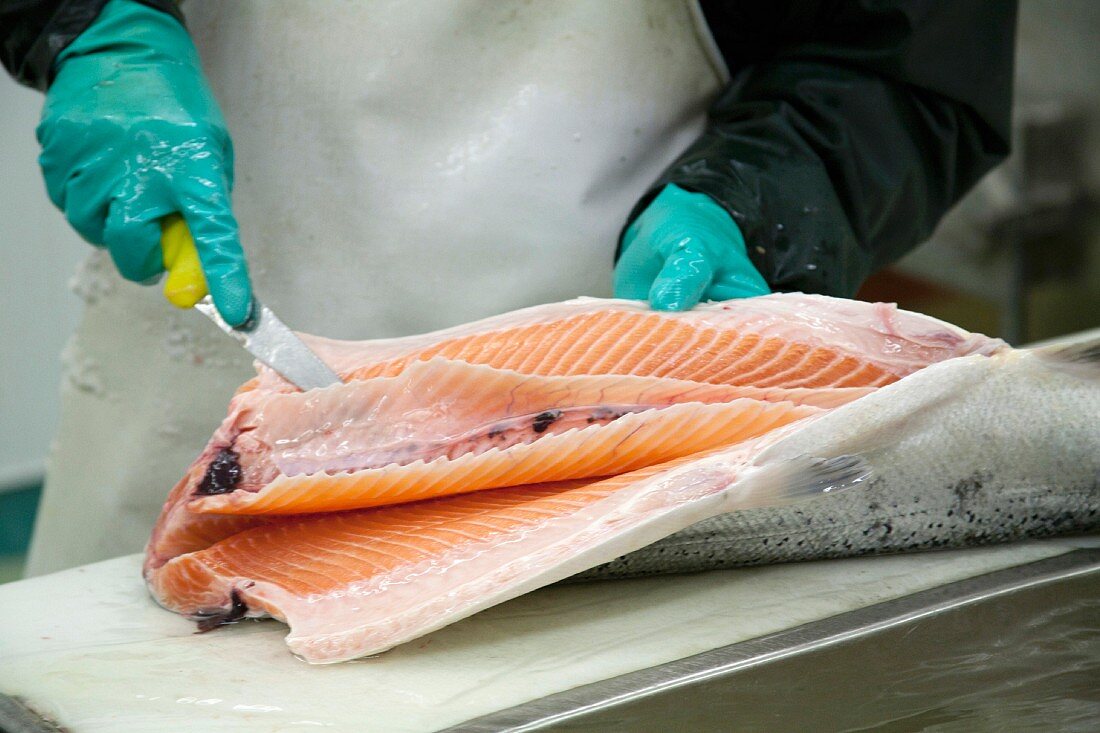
143 295 1099 663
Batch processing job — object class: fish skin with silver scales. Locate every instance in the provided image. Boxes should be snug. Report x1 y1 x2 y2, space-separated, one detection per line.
578 340 1100 580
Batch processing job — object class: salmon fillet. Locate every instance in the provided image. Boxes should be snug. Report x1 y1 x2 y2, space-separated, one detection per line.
146 360 832 565
150 427 871 663
192 358 848 516
145 295 1006 661
245 295 1003 393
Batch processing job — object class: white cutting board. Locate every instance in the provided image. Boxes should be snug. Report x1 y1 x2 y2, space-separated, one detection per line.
0 541 1081 732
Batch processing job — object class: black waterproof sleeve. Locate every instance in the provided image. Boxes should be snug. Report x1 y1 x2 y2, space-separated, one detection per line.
1 0 182 90
623 0 1017 297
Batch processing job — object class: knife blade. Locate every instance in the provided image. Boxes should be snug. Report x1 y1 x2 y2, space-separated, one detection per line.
194 295 341 391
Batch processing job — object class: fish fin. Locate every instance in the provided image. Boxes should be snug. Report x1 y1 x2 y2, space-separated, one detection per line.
1033 337 1100 379
193 589 249 633
731 454 872 511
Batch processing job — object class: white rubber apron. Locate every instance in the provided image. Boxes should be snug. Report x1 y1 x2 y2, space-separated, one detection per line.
26 0 726 575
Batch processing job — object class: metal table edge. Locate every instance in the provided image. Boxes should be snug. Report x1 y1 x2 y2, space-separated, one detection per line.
0 694 63 733
440 548 1100 733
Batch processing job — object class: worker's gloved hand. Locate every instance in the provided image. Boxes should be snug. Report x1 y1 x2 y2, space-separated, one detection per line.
614 184 770 310
37 0 252 326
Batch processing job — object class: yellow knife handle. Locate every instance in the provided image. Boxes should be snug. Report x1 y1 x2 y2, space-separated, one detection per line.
160 214 209 309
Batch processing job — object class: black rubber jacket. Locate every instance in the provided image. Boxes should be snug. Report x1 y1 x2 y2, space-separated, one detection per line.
3 0 1016 296
642 0 1018 296
0 0 179 89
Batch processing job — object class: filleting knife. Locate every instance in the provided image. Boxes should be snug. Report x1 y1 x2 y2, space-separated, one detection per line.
159 215 341 391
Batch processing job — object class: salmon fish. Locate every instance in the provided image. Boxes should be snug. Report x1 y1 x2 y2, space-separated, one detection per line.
146 294 1038 663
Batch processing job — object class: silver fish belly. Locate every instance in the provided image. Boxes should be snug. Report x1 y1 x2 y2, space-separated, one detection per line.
580 339 1100 579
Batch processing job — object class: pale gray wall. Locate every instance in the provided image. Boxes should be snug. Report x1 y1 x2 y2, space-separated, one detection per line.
895 0 1100 304
0 77 87 491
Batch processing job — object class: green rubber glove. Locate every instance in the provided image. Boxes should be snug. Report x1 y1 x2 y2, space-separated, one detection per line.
37 0 252 326
614 184 770 310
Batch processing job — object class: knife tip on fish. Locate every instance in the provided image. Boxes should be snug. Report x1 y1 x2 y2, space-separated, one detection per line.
194 295 341 391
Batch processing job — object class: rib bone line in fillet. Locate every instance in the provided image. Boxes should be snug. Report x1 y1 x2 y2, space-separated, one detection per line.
189 397 821 515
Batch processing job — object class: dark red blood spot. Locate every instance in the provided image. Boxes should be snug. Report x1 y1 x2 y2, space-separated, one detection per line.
532 410 563 433
197 448 242 495
195 589 249 633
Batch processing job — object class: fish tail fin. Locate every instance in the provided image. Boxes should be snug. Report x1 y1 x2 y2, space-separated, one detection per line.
1032 337 1100 379
728 453 871 512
